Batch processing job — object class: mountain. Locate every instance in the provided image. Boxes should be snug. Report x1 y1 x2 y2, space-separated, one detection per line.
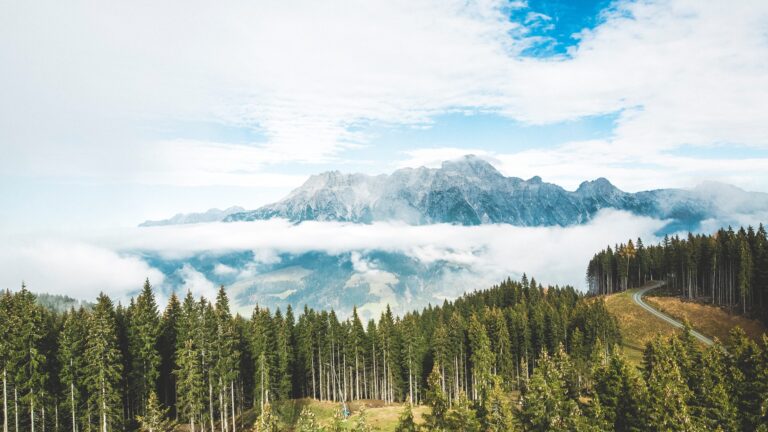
140 206 245 227
221 155 768 230
143 249 496 321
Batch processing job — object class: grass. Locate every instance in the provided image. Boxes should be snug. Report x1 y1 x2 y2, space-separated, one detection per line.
603 288 681 363
644 295 766 343
604 284 767 364
236 398 429 431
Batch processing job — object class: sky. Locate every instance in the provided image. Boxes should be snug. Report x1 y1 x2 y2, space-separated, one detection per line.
1 0 768 302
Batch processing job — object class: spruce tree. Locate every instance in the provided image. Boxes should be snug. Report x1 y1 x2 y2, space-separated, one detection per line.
593 349 647 432
158 292 180 415
394 403 418 432
644 339 694 432
423 363 448 431
691 341 738 431
0 289 16 432
446 390 480 432
351 407 373 432
59 308 87 432
214 286 240 431
128 279 161 416
467 313 494 399
84 293 124 432
295 407 322 432
253 402 278 432
520 350 586 432
481 376 517 432
175 339 204 432
726 327 763 430
137 390 175 432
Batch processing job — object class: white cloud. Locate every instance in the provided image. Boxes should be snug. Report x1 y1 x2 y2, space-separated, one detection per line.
0 239 164 301
2 0 766 190
398 145 768 193
97 210 666 292
213 263 238 276
177 264 218 300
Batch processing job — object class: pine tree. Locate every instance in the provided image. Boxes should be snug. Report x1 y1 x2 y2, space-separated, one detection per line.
0 289 16 432
175 339 204 432
691 341 738 431
295 407 322 432
593 349 647 432
350 407 373 432
481 376 517 431
128 279 161 416
136 391 175 432
12 286 47 432
446 390 480 432
644 338 694 432
59 308 88 432
158 293 180 415
726 327 763 430
214 286 240 432
253 402 278 432
175 291 204 432
423 363 448 431
467 313 494 399
519 350 584 432
84 293 124 432
394 403 418 432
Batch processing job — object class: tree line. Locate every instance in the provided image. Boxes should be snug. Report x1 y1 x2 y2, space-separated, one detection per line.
587 224 768 323
0 275 620 431
410 325 768 431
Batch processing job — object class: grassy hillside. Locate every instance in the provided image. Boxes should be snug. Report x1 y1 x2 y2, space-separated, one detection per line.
604 285 766 363
603 289 680 363
237 399 429 431
644 294 765 342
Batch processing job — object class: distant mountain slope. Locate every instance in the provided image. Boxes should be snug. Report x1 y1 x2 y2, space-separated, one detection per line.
222 155 768 229
35 292 92 313
140 206 245 227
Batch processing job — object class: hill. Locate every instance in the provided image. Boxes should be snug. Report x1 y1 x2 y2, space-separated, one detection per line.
643 293 766 343
237 399 428 431
604 284 766 363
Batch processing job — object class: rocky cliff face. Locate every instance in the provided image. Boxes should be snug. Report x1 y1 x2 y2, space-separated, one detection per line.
223 155 767 228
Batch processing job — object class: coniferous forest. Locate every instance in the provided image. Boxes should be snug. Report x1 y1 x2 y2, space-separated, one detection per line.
587 224 768 324
1 273 768 431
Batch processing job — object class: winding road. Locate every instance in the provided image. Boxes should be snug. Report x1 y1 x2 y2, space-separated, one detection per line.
632 282 714 346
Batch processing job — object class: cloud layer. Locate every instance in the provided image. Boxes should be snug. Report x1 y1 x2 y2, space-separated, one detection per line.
0 211 666 306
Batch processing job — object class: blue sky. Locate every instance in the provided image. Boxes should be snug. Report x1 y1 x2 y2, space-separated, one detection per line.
1 0 767 233
1 0 768 300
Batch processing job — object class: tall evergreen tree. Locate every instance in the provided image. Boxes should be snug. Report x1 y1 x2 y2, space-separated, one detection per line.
644 338 694 432
128 280 161 416
423 363 448 431
59 308 88 432
84 294 124 432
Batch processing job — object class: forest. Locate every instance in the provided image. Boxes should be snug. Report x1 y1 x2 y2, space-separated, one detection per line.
586 224 768 323
0 273 766 431
1 276 618 431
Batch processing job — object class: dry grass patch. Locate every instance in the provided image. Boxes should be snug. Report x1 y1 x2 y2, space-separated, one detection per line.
604 289 682 363
644 295 766 343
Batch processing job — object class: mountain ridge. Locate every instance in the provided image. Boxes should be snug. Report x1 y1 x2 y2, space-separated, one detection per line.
141 155 768 230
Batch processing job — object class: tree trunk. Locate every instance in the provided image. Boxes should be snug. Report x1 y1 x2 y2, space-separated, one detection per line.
208 379 214 432
218 385 225 432
15 387 19 432
30 396 35 432
2 368 7 432
230 381 236 432
71 380 77 432
101 379 107 432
